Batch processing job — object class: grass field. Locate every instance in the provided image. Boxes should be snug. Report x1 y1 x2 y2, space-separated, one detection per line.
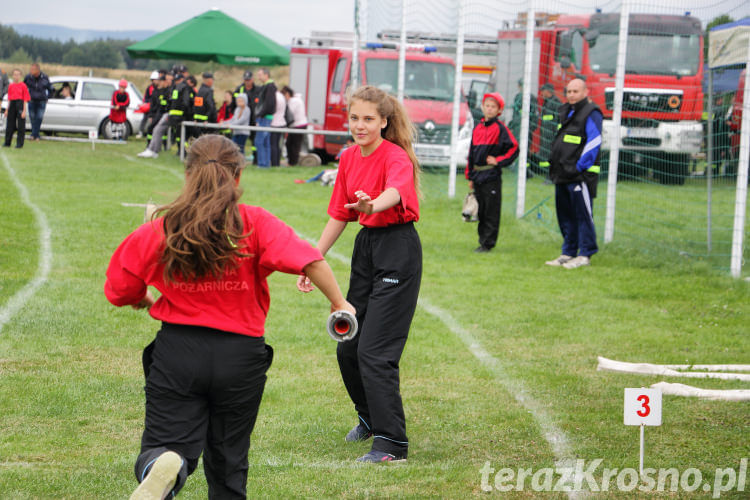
0 139 748 499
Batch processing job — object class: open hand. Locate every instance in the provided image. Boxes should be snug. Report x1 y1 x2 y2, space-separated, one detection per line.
344 190 374 214
297 274 315 293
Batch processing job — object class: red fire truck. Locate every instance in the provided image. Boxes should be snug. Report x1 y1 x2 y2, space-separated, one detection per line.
493 12 704 184
289 32 472 166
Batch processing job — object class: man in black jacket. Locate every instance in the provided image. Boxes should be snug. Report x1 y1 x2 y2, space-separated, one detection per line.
253 68 277 167
545 78 602 269
192 72 217 137
23 63 53 141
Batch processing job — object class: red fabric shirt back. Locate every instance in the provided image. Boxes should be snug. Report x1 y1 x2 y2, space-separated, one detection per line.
104 205 323 337
327 140 419 227
7 82 30 102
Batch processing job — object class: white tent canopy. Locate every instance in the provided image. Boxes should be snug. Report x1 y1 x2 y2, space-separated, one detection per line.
709 18 750 69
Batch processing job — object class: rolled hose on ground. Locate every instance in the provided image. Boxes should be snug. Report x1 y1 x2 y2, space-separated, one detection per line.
326 310 358 342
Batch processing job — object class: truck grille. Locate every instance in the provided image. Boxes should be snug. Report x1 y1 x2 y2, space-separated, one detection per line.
417 123 452 145
605 90 682 113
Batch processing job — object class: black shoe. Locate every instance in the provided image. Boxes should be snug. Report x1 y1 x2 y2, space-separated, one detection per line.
356 450 406 463
474 246 491 253
345 423 372 442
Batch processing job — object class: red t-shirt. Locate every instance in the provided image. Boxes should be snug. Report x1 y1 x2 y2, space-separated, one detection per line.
328 139 419 227
104 204 323 337
110 90 130 124
7 82 30 102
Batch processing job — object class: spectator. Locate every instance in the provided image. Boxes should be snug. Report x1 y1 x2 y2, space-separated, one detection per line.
545 78 602 269
192 72 217 137
60 84 74 100
253 68 277 167
0 68 9 99
223 93 251 155
3 69 30 149
137 71 161 138
269 88 286 166
281 86 309 166
536 82 561 176
465 92 519 253
217 90 234 122
109 79 130 141
23 63 53 141
508 78 538 160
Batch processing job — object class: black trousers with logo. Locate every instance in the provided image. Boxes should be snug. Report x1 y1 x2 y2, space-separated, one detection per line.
4 100 26 148
136 322 273 499
337 222 422 457
475 176 502 249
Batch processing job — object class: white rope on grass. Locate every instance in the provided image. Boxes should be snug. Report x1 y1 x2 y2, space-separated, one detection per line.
597 356 750 382
305 237 582 499
651 382 750 402
0 153 52 334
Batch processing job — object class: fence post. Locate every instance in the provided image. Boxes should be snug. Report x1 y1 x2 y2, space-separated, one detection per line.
397 0 407 104
515 5 535 218
729 36 750 278
707 67 714 253
604 1 630 243
448 0 465 199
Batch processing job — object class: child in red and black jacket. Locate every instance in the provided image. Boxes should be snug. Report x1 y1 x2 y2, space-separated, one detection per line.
109 79 130 140
465 92 518 253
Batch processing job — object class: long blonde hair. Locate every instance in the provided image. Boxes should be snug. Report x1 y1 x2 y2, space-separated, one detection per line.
349 85 422 197
156 135 250 283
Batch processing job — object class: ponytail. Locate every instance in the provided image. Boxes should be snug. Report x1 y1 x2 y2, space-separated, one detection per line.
156 135 250 283
349 85 422 198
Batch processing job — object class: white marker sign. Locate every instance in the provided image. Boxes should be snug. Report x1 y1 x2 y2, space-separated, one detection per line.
88 130 98 140
624 388 662 426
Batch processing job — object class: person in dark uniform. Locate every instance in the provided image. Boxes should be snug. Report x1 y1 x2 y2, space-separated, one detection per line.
536 82 562 175
168 72 195 152
297 85 422 463
545 78 603 269
192 72 217 137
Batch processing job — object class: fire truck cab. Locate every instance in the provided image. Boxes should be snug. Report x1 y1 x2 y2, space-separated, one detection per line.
290 32 472 166
495 12 704 184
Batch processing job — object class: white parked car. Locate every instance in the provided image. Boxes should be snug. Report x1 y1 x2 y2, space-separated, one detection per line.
2 76 144 139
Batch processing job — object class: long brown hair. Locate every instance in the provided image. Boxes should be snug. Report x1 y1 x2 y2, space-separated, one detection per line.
156 135 250 283
349 85 422 197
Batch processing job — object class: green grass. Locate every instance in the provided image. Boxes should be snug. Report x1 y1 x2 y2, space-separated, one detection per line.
0 140 748 499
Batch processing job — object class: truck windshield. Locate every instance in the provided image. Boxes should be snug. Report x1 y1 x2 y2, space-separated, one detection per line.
589 34 700 76
365 59 455 101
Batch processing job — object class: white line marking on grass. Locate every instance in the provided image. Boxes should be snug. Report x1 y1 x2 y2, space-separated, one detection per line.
300 233 582 498
0 153 52 334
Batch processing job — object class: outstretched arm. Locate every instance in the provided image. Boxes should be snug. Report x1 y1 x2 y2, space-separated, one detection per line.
302 259 355 315
297 218 348 292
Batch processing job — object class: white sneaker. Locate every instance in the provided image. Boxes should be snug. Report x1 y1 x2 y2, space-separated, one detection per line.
137 149 157 158
563 256 590 269
130 451 182 500
545 255 574 266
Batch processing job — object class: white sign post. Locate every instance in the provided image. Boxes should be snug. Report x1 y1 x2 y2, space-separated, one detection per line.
624 388 662 476
88 129 98 151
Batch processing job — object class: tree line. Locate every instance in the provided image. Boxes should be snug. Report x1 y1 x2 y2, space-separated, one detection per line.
0 24 162 70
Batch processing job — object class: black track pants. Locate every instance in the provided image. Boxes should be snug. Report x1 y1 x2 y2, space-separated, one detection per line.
475 177 502 249
136 323 273 499
337 222 422 457
4 100 25 148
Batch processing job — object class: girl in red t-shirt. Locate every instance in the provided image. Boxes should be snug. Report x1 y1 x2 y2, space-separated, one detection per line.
297 85 422 463
3 69 30 148
105 134 353 498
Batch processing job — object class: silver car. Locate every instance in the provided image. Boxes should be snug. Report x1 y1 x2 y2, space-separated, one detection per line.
2 76 144 139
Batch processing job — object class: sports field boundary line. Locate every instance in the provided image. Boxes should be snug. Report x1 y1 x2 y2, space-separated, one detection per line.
303 239 582 499
0 153 52 334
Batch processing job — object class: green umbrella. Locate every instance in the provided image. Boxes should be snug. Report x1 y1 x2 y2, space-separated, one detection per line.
127 9 289 65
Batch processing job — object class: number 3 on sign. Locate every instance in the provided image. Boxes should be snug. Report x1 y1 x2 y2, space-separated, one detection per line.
624 388 662 426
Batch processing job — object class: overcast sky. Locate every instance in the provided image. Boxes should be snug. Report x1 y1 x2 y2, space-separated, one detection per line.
1 1 355 45
3 0 748 46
